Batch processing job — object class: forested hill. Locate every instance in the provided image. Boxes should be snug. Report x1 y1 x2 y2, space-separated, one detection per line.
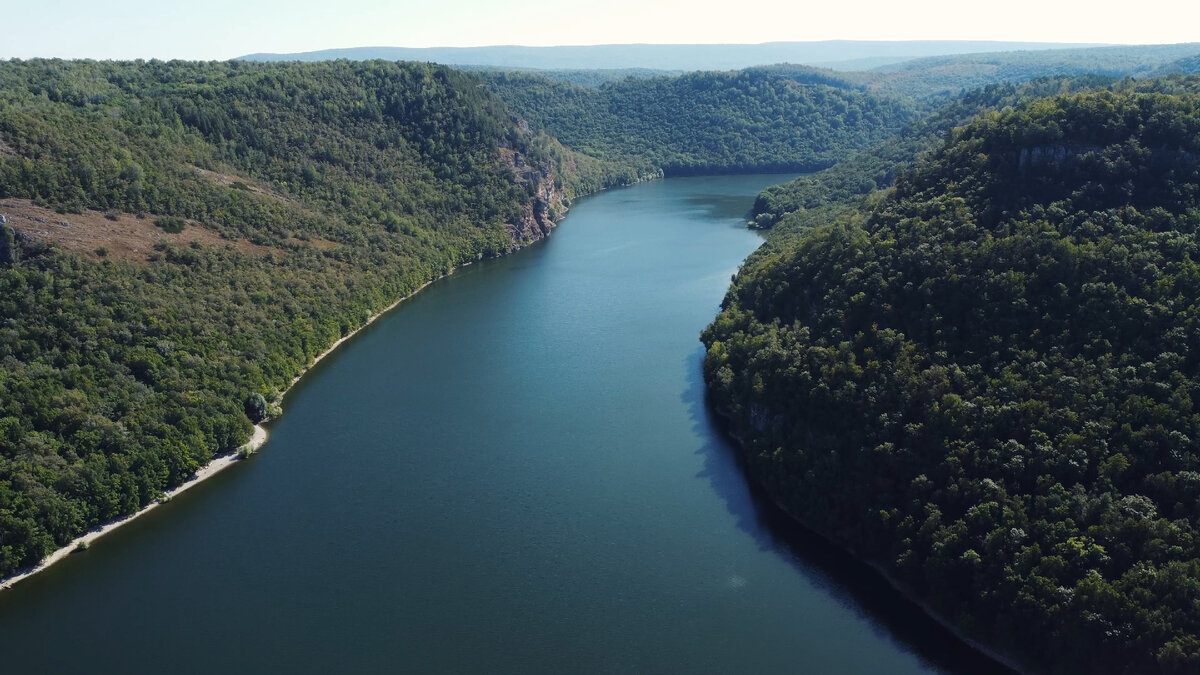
703 88 1200 673
749 74 1200 233
1156 54 1200 76
482 69 915 176
0 59 625 578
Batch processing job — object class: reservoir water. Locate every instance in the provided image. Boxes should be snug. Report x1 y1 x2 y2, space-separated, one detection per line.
0 175 1007 673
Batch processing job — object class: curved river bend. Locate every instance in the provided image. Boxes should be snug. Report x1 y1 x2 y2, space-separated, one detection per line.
0 175 1007 673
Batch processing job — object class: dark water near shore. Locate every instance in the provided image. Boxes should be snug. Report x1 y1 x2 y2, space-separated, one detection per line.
0 175 1008 674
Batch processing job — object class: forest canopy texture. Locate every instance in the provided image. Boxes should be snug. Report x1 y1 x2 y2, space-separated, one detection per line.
0 57 905 580
482 68 914 176
0 58 621 577
8 49 1200 675
703 88 1200 673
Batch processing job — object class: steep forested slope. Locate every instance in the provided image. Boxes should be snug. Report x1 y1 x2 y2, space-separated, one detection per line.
750 75 1200 236
483 68 915 175
703 90 1200 673
0 59 618 577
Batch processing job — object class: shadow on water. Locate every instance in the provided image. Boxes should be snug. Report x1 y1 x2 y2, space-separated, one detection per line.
681 345 1015 675
683 192 760 221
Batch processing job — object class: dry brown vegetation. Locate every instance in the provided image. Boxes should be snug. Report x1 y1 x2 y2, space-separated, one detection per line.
0 199 272 261
191 166 293 204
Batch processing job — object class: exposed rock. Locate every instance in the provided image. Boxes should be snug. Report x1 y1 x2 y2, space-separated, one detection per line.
503 150 568 250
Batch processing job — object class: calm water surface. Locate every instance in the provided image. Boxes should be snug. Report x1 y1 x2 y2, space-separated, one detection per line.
0 175 1008 673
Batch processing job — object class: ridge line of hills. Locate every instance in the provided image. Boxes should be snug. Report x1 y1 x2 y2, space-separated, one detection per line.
239 40 1117 71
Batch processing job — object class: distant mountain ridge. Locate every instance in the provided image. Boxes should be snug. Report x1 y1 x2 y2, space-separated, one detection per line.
239 41 1109 71
854 42 1200 98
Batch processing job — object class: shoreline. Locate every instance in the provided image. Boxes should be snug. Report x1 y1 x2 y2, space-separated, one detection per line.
861 556 1028 674
0 424 269 592
710 406 1028 674
0 260 482 594
285 265 468 392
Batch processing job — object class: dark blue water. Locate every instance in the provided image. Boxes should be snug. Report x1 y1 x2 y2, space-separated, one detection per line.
0 175 1007 673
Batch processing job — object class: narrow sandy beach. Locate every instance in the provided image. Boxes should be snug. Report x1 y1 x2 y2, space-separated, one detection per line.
0 425 268 592
0 265 469 593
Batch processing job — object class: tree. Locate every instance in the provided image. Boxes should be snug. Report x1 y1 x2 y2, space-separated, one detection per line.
244 393 269 424
0 222 18 265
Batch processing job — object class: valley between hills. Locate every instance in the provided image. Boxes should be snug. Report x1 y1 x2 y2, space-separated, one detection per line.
3 42 1200 673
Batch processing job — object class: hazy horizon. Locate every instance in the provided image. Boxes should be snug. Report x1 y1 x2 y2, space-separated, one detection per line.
3 0 1197 61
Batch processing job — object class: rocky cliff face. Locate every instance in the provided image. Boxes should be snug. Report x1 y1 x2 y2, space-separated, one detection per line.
502 148 568 250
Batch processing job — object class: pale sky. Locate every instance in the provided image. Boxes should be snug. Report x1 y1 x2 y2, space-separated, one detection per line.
4 0 1198 61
